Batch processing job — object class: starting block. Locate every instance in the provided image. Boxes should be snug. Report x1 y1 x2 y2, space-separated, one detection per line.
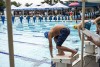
51 52 79 67
84 41 95 55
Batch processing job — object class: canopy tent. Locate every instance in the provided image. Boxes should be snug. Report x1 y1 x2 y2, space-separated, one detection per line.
26 5 43 10
40 3 52 9
11 5 17 10
51 2 69 9
12 5 28 10
25 3 44 10
11 2 69 10
11 3 51 10
25 4 37 10
35 5 45 10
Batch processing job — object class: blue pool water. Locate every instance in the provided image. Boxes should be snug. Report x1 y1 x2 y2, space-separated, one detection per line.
0 19 96 67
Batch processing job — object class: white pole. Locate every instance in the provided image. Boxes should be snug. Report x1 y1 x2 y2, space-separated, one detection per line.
5 0 15 67
81 0 85 67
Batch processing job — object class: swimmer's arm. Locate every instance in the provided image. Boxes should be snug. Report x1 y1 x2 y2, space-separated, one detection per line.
93 17 100 25
48 34 53 58
94 17 100 22
77 26 81 40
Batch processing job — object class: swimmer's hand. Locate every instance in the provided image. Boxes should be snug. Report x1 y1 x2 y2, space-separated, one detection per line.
87 36 93 41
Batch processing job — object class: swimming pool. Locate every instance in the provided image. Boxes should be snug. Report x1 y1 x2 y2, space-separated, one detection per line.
0 19 96 67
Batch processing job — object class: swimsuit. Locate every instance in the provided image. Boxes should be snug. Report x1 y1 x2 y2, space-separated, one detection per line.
55 27 70 46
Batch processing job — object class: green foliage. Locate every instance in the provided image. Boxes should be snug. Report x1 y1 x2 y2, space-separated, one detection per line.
54 0 60 3
0 0 5 7
17 2 21 7
11 1 17 6
25 3 33 7
42 0 61 4
11 1 21 7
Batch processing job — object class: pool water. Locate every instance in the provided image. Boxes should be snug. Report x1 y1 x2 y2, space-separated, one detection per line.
0 19 96 67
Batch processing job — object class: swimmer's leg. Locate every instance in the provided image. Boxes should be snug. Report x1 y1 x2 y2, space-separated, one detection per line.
57 46 77 57
57 49 65 56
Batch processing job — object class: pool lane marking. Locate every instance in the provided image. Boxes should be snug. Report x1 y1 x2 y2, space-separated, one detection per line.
0 51 50 64
14 40 48 48
0 32 44 37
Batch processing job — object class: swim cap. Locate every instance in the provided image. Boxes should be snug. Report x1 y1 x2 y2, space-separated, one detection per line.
44 32 49 38
73 25 78 29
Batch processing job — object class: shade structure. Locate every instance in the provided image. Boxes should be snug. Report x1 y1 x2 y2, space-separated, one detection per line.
40 3 52 9
11 3 52 10
12 5 28 10
23 3 51 10
69 2 79 7
27 4 37 10
51 2 69 9
23 3 43 10
11 5 17 10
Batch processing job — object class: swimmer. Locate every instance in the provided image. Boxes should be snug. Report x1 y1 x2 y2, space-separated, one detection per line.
44 25 77 58
73 20 91 40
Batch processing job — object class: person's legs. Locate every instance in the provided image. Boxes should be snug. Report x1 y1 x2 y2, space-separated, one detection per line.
57 49 65 56
56 46 77 57
56 28 77 57
54 36 65 56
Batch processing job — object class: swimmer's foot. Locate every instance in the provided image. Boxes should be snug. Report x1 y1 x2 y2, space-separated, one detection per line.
57 52 65 56
69 51 77 58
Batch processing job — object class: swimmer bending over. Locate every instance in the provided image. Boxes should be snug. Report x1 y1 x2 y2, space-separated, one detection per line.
73 20 91 40
44 25 77 58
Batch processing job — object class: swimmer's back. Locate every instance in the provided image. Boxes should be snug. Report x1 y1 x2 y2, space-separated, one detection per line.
52 25 66 31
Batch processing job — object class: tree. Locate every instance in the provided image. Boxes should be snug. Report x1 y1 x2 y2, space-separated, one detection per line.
17 2 21 7
25 3 33 7
42 0 61 4
11 1 21 7
11 1 18 6
0 0 5 6
45 0 52 4
0 0 5 12
54 0 60 3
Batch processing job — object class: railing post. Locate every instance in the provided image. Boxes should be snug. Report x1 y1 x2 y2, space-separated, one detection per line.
5 0 15 67
81 0 85 67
